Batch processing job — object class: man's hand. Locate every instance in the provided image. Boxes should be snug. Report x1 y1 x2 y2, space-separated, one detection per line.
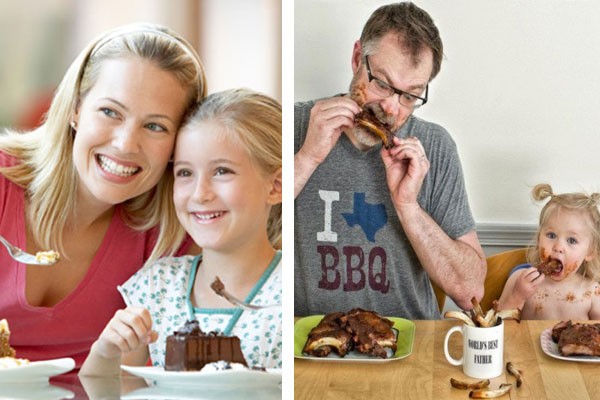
381 136 429 209
297 97 361 165
295 97 361 198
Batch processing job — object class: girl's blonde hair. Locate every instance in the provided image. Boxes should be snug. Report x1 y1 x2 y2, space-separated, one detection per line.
528 183 600 280
0 23 207 263
181 88 282 248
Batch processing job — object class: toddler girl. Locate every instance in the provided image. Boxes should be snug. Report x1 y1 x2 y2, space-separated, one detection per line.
497 183 600 319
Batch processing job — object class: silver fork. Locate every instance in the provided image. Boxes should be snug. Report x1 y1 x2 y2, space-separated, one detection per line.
0 235 59 265
211 277 280 311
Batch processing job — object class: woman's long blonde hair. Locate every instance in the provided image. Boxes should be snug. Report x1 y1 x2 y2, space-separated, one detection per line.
528 183 600 280
0 23 207 263
181 88 282 248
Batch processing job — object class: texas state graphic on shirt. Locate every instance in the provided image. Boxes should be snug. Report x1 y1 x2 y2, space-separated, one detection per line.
341 192 387 242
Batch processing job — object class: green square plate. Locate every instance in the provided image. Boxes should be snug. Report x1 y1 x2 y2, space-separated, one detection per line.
294 315 415 362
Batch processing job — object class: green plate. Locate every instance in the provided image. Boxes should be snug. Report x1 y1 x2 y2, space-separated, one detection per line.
294 315 415 361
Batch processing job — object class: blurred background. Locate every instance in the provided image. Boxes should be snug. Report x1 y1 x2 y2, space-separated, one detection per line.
0 0 281 130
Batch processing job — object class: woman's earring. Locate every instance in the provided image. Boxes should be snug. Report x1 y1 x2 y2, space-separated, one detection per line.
70 121 77 134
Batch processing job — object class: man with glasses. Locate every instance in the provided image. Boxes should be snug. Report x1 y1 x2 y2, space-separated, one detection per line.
294 2 486 319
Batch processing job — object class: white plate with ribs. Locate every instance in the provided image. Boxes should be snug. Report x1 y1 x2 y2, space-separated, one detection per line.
540 328 600 362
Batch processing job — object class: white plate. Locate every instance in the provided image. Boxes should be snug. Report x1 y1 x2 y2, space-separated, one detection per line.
121 365 281 389
0 357 75 384
540 328 600 362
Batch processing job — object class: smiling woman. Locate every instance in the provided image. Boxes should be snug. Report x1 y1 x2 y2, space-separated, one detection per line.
72 58 188 204
0 23 206 368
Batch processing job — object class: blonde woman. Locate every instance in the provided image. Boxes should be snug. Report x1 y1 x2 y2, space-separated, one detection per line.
0 23 206 367
498 183 600 319
81 89 282 376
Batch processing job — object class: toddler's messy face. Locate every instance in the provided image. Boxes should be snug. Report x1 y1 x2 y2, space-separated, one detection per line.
538 208 595 281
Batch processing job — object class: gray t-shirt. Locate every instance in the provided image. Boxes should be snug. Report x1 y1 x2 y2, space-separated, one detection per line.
294 98 476 319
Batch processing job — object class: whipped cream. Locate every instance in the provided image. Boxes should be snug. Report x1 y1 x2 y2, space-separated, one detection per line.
200 361 247 372
0 357 30 368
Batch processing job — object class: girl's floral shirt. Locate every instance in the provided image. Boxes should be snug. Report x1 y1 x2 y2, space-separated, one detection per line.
118 251 282 368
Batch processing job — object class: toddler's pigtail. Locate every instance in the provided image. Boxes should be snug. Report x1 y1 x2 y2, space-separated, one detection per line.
532 183 553 202
589 192 600 207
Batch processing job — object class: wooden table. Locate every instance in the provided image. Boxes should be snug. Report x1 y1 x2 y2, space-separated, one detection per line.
294 319 600 400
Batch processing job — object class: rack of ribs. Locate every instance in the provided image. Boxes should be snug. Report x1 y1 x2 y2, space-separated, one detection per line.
303 309 397 359
302 312 352 357
341 308 397 358
551 320 600 356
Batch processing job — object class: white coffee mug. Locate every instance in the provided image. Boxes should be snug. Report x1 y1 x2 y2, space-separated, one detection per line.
443 319 504 379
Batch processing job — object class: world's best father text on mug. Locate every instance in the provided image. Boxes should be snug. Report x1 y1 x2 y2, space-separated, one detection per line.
443 319 504 379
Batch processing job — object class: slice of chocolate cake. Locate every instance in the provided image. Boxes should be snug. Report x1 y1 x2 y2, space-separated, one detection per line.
164 320 247 371
0 319 16 358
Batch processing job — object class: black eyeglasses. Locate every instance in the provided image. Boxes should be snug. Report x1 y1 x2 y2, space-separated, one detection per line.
364 55 428 109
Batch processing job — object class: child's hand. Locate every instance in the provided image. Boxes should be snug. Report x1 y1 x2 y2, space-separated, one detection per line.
93 306 158 359
512 267 545 302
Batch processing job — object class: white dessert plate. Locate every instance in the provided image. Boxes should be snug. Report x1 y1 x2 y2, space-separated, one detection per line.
121 365 281 388
0 357 75 384
540 328 600 362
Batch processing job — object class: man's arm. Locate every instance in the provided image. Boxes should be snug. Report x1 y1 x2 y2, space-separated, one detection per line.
381 136 486 310
294 97 361 198
395 203 486 310
295 151 320 198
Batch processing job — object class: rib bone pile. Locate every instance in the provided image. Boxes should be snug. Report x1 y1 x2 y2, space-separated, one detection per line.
444 297 520 327
303 309 397 359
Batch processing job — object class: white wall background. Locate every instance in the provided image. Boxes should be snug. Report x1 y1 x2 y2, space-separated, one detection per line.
295 0 600 226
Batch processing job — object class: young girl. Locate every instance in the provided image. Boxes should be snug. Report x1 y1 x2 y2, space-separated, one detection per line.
80 88 282 376
497 183 600 320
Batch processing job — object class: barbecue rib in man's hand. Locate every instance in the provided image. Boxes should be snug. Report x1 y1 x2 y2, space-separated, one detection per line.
552 320 600 356
350 82 395 149
302 312 353 357
341 308 397 358
354 109 395 149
